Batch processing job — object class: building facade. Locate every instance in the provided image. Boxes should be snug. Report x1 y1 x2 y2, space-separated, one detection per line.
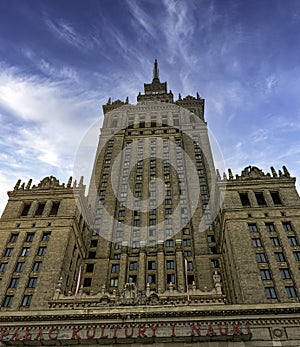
0 61 300 346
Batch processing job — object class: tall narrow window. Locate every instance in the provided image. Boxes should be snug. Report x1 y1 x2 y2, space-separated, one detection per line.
21 203 31 216
35 203 45 216
255 192 266 206
271 192 282 205
239 193 250 207
21 295 32 307
50 202 60 216
9 234 18 243
2 295 14 307
265 287 277 299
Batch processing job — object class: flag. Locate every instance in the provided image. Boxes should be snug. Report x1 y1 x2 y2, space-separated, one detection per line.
75 266 82 297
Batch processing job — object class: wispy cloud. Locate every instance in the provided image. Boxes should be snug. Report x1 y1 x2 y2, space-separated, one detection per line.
45 17 93 50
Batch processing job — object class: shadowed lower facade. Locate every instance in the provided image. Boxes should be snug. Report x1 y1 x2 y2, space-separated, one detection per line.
1 61 300 346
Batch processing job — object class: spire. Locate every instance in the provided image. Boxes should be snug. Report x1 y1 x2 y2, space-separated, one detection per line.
153 59 159 80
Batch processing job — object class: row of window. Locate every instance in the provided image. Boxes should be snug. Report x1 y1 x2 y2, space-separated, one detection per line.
2 294 32 308
252 236 298 248
20 202 60 217
240 191 282 207
248 221 293 233
0 260 42 273
7 231 51 244
265 286 298 299
1 246 47 258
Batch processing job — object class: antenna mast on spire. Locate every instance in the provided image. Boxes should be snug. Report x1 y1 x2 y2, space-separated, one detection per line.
153 59 159 80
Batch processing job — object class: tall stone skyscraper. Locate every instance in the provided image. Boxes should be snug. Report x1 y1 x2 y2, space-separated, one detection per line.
0 60 300 346
84 59 223 297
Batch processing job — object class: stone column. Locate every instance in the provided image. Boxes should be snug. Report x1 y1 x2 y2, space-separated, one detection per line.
118 241 128 290
157 240 165 293
137 241 146 290
175 239 185 293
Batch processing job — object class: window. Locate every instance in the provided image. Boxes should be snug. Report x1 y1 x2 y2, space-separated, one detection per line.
283 222 293 232
256 253 267 263
149 229 156 237
116 231 123 238
184 251 192 257
83 278 92 287
133 220 141 227
187 261 193 270
183 228 190 235
271 192 282 205
37 247 46 256
149 209 156 215
265 287 277 299
118 210 125 217
239 193 250 207
260 269 272 280
265 223 275 232
149 219 156 226
32 261 42 272
280 268 291 279
275 252 286 262
25 233 35 242
183 239 191 247
111 264 120 273
165 218 172 225
27 277 37 288
4 248 13 257
90 240 98 247
166 229 173 237
165 239 174 247
15 262 25 273
9 234 18 243
165 199 172 205
270 237 280 247
252 238 262 247
35 203 45 216
288 237 298 246
147 274 156 284
293 251 300 261
86 264 94 273
0 263 8 272
132 241 140 248
114 254 121 260
148 261 156 270
115 242 122 250
9 278 19 288
110 278 118 287
286 286 297 298
167 274 175 284
21 203 31 216
255 192 266 206
128 275 137 283
165 208 172 215
50 202 60 216
166 260 174 269
21 247 30 257
2 295 14 307
248 223 258 232
209 246 217 254
129 262 138 270
21 295 32 307
42 232 51 241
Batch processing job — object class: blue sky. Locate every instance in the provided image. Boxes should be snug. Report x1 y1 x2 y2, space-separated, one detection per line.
0 0 300 214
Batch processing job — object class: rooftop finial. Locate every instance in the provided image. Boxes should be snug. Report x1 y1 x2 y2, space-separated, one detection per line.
153 59 159 80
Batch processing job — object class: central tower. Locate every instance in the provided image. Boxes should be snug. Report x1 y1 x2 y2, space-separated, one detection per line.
84 60 222 300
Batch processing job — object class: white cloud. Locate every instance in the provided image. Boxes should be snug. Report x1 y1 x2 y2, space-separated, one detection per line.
0 63 100 215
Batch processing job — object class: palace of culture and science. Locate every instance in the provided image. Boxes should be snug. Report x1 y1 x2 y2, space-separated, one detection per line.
1 61 300 346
